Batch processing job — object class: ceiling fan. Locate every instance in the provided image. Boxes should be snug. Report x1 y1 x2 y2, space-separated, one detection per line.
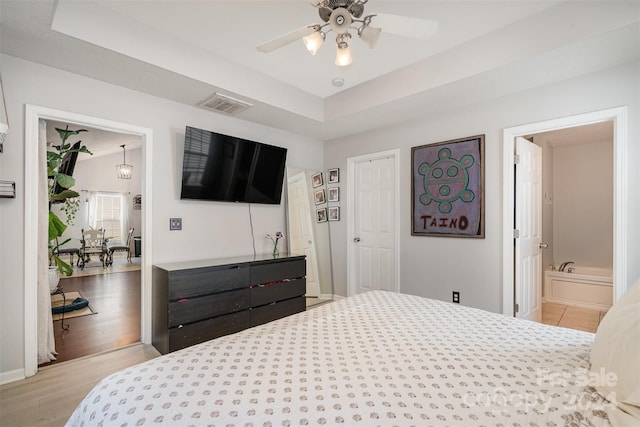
256 0 439 66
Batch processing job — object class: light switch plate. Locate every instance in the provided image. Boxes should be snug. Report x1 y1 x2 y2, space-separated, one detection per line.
169 218 182 230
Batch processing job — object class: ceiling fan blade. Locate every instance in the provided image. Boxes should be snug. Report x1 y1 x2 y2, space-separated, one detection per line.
256 26 317 53
370 13 439 40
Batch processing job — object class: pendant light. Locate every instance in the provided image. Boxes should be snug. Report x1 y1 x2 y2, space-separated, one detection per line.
116 144 133 179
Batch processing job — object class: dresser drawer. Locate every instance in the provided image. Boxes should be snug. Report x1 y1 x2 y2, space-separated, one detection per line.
250 259 305 285
251 277 306 307
168 264 250 300
168 288 250 328
168 310 250 352
250 296 305 327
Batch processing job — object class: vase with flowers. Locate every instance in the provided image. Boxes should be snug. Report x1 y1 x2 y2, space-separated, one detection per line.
266 231 284 257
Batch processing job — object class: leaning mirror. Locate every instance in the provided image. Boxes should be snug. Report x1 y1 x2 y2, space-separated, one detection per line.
285 167 334 307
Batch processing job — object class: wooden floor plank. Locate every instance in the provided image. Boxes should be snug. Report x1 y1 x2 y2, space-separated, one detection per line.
42 267 141 366
0 344 159 427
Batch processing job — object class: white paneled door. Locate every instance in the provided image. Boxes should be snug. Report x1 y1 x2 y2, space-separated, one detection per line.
352 155 397 295
515 137 543 321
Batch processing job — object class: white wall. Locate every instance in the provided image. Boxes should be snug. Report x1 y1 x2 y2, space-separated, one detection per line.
0 54 324 378
324 61 640 312
553 141 613 268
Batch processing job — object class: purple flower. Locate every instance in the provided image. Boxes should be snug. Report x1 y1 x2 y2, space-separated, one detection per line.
265 232 284 243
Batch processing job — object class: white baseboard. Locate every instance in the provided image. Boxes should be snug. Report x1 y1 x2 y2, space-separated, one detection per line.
0 368 25 386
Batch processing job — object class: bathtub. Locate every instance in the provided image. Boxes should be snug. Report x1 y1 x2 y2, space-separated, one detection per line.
544 266 613 311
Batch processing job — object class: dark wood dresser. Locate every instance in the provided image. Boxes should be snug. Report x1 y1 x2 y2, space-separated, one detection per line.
152 254 306 354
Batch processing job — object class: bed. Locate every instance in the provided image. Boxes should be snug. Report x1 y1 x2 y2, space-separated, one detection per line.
66 288 639 426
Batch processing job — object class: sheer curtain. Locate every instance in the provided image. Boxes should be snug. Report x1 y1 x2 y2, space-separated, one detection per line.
87 191 98 228
120 192 129 242
38 118 57 364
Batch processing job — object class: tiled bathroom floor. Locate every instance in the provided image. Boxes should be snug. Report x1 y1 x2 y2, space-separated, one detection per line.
542 302 608 333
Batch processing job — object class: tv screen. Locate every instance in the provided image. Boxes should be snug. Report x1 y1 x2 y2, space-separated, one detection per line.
180 126 287 204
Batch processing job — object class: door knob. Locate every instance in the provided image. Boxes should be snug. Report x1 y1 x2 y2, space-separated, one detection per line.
539 243 549 249
354 237 361 242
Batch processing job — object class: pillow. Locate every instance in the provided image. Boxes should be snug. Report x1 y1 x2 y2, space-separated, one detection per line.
590 277 640 422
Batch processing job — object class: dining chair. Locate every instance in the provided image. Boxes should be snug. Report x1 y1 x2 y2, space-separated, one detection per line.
78 228 107 269
106 227 134 266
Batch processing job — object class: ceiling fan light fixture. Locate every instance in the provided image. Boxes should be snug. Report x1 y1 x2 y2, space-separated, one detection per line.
335 33 352 66
303 30 325 55
257 0 439 68
329 7 352 33
359 24 381 49
335 42 352 66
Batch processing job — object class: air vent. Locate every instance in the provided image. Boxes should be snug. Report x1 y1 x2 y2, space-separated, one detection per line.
197 93 253 116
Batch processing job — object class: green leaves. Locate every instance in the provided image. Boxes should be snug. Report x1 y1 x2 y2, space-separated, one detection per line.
47 125 93 275
55 127 87 146
55 172 76 190
51 190 79 202
48 211 67 242
54 257 74 276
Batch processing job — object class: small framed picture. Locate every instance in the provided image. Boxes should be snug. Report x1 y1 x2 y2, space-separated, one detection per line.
312 172 323 188
316 207 328 223
328 168 340 183
314 189 326 205
328 187 339 202
132 194 142 210
328 206 340 221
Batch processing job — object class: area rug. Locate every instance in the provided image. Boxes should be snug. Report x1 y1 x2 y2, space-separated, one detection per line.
51 291 97 321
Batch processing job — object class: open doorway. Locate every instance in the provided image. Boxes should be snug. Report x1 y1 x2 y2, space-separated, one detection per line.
42 120 143 365
524 122 614 332
24 105 153 378
502 107 628 326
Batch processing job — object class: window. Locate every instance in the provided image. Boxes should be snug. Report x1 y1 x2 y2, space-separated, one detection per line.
92 193 125 242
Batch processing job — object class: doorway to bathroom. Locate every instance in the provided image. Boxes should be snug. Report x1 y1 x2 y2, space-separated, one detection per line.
526 122 614 332
502 107 628 328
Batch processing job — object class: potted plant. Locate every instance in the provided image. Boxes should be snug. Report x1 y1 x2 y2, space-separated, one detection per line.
47 125 92 283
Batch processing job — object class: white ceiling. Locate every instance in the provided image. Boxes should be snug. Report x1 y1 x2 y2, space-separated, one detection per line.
1 1 639 141
46 120 142 160
529 121 614 148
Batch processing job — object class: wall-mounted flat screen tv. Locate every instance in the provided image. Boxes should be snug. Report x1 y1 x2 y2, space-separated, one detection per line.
180 126 287 204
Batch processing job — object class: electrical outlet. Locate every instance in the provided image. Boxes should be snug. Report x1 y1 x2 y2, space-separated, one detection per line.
452 291 460 304
169 218 182 230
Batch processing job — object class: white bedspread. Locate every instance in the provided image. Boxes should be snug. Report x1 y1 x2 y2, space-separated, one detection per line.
67 291 611 426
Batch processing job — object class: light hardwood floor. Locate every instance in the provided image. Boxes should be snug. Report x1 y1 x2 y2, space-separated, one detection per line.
0 344 159 427
541 302 607 333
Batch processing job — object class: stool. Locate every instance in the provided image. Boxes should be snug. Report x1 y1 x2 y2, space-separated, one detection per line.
57 247 80 267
